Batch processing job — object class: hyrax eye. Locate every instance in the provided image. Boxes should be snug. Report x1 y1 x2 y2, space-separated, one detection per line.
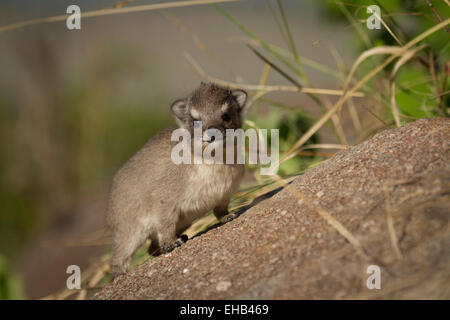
221 113 231 122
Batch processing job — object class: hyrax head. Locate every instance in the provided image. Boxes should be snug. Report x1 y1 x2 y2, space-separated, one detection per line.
171 82 247 141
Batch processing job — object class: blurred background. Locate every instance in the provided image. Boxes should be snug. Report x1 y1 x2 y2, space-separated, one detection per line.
0 0 448 299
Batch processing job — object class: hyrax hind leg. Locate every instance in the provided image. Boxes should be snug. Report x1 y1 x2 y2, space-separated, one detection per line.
110 227 148 278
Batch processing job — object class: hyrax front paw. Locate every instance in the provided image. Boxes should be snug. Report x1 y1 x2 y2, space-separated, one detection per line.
172 235 188 248
160 235 188 253
220 212 239 224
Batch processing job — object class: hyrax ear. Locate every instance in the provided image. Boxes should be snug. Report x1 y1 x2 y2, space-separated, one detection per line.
170 99 187 121
232 89 247 111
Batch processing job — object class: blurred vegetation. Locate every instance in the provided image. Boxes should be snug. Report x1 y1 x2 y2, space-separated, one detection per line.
0 44 173 262
0 254 24 299
321 0 449 120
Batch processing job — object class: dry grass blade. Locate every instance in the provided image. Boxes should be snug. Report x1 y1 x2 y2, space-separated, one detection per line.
369 9 403 45
184 52 365 97
381 176 426 261
299 144 348 150
246 52 273 112
428 51 444 114
342 46 403 93
270 174 369 260
330 46 363 133
321 96 348 145
348 97 362 132
389 44 426 127
383 185 403 260
425 0 450 32
88 263 110 288
0 0 240 33
245 91 269 113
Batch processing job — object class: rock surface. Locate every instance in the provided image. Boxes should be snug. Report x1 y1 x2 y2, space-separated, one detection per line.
94 118 450 299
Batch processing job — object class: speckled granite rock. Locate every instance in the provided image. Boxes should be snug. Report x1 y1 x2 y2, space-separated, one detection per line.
94 118 450 300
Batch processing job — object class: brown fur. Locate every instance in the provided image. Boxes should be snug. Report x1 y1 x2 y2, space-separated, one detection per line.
106 83 247 277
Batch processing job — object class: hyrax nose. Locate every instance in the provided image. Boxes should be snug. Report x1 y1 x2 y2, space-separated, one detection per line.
205 125 220 142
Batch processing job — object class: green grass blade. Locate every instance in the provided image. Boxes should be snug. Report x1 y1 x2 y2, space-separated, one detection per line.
266 0 289 46
213 4 304 81
277 0 308 82
247 45 303 89
336 2 371 48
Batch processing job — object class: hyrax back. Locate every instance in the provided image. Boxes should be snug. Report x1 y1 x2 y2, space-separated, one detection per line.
107 83 247 277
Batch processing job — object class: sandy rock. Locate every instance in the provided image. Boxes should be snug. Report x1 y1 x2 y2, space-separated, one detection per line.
94 118 450 300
